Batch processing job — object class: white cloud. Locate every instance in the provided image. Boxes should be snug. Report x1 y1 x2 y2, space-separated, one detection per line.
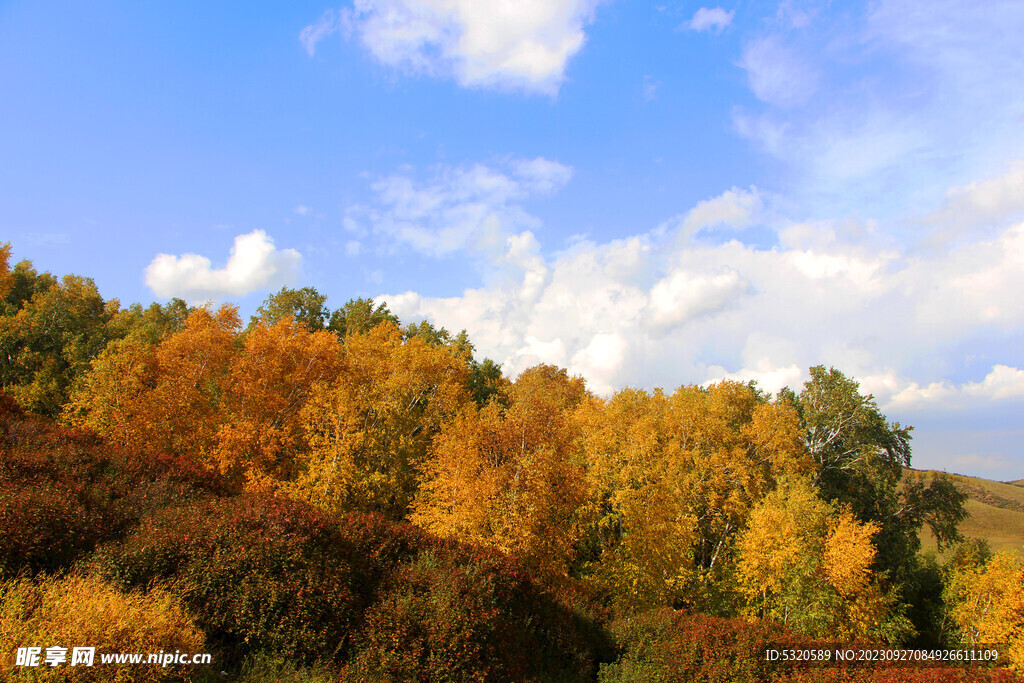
705 359 803 396
348 157 572 259
300 9 341 56
926 160 1024 237
647 269 749 331
369 167 1024 417
336 0 601 94
145 230 301 304
738 35 817 108
963 365 1024 401
294 204 313 216
685 7 734 33
658 186 762 240
861 364 1024 412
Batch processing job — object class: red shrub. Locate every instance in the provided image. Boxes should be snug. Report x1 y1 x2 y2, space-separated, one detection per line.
0 391 224 577
91 493 361 664
599 609 1023 683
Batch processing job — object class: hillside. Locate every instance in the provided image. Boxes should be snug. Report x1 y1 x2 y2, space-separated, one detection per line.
907 468 1024 554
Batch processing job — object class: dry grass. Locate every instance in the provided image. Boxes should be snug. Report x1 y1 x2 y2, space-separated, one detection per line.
907 468 1024 555
0 573 206 682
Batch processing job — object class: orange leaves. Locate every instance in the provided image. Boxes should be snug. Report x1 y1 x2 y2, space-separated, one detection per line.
66 305 240 463
291 322 471 519
413 365 590 583
215 319 342 485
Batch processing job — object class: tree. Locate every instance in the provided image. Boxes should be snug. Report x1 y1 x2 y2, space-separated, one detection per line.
66 305 240 464
413 365 590 582
578 381 812 612
1 257 119 416
946 550 1024 671
796 367 967 578
215 318 343 487
250 286 329 333
106 298 192 344
736 477 909 642
327 297 398 337
290 321 470 519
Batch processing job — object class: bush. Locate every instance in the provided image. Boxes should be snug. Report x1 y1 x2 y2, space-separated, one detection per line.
598 608 1022 683
0 573 205 682
91 493 360 665
345 542 610 682
0 391 224 578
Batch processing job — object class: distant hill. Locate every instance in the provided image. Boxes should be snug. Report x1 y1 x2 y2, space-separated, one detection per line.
904 468 1024 555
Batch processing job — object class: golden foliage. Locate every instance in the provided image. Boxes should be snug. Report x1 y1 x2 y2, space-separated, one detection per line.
949 551 1024 671
578 381 812 609
823 510 879 597
215 319 342 486
0 573 205 682
413 365 590 581
736 477 898 641
290 322 470 518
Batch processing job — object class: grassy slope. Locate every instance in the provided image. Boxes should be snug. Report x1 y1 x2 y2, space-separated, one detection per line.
905 468 1024 555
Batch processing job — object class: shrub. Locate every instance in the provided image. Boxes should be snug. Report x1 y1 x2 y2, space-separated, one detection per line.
345 542 610 682
597 609 1023 683
0 573 205 682
91 493 360 665
0 391 224 578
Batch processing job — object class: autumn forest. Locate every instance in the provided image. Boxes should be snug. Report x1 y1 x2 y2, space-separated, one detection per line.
1 241 1022 682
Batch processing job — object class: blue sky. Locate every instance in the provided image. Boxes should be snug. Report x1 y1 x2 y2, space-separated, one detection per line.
3 0 1023 478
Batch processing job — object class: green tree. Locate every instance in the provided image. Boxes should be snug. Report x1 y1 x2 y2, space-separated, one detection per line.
795 366 968 645
250 286 329 333
327 297 398 337
797 367 966 566
0 252 119 416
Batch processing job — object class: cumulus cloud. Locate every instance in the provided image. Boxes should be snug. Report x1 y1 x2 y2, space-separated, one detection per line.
647 269 750 331
685 7 734 33
367 164 1024 417
963 365 1024 401
327 0 601 94
145 230 301 303
348 157 573 259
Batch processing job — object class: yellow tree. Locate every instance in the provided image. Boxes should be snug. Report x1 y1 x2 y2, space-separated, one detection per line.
290 321 470 519
214 318 343 487
577 381 810 610
66 305 240 465
736 476 905 641
948 551 1024 671
412 364 590 582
